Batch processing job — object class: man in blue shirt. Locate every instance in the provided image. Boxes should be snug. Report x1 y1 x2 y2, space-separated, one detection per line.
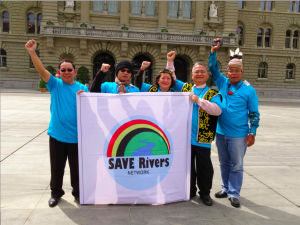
209 39 260 208
25 39 89 207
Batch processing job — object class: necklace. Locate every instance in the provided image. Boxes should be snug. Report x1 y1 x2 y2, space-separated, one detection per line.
193 85 207 98
228 82 243 95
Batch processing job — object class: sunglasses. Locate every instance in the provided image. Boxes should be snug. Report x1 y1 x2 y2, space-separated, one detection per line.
120 69 132 74
60 69 73 72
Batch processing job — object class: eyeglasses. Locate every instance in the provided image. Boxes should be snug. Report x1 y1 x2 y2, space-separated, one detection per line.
228 70 242 74
193 71 207 74
60 69 73 72
120 69 132 74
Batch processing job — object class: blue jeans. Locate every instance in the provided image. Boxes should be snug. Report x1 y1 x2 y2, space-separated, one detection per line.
215 133 247 199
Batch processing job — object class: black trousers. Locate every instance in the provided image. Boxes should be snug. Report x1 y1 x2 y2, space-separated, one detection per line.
190 145 214 197
49 136 79 199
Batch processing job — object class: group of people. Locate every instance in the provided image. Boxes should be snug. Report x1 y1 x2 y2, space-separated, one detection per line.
25 38 260 208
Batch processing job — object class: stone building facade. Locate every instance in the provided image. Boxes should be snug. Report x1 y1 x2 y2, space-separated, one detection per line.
0 1 299 98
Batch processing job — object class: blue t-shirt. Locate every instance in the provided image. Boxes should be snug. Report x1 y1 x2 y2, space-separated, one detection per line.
209 52 260 137
173 79 222 149
45 75 89 143
101 82 140 93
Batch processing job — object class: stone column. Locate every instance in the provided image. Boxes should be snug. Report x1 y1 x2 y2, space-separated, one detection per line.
194 1 204 34
41 1 59 33
120 1 130 26
157 1 168 32
223 1 238 36
81 1 90 23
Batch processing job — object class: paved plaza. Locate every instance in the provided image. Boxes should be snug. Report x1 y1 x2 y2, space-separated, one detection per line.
1 90 300 225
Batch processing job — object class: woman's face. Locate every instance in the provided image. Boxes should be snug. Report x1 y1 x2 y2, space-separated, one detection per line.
157 73 172 91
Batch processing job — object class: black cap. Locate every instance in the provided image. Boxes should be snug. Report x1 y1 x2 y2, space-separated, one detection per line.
115 60 133 76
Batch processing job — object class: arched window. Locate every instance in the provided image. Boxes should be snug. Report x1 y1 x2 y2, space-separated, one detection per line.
132 55 152 84
290 1 294 11
28 13 35 34
257 28 263 47
2 11 9 32
174 57 188 82
1 49 7 67
286 64 295 79
93 53 115 82
260 2 265 10
265 29 271 47
267 1 273 10
293 30 299 48
238 1 245 9
258 62 267 78
237 27 243 46
286 30 291 48
37 14 43 34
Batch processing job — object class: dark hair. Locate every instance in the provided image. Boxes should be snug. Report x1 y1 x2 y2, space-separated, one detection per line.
58 60 76 70
155 68 176 89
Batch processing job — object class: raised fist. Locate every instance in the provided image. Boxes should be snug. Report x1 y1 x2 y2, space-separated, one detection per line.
25 39 37 53
167 51 176 62
211 38 223 53
101 63 111 73
140 61 151 71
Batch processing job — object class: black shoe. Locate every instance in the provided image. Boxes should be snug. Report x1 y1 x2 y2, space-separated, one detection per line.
48 197 60 207
229 197 240 208
200 195 213 206
215 190 228 198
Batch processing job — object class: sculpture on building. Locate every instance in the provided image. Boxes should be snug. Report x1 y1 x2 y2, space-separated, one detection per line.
209 1 218 17
65 1 74 7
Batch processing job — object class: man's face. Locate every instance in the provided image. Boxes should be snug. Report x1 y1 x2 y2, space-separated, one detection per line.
57 62 77 84
226 67 244 85
117 68 132 82
191 65 209 85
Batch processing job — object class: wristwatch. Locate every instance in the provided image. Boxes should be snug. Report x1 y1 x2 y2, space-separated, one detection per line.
249 133 256 137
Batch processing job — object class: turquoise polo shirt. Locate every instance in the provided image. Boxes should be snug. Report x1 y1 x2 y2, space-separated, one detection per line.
209 52 260 137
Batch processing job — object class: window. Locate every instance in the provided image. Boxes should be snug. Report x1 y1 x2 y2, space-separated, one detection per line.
168 1 179 18
93 1 104 13
2 11 9 32
293 30 299 48
258 62 267 78
265 29 271 47
1 49 7 67
257 28 263 47
145 1 155 16
290 1 300 12
182 1 191 19
261 1 273 10
286 30 291 48
28 13 35 34
107 1 118 14
30 50 39 68
27 13 43 34
238 1 244 9
131 1 142 16
286 64 295 79
237 27 243 46
286 29 299 49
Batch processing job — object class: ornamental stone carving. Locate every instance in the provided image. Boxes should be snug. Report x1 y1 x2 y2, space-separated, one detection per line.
209 1 218 18
121 42 128 57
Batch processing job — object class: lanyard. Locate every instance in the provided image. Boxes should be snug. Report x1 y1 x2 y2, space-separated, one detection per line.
228 82 243 95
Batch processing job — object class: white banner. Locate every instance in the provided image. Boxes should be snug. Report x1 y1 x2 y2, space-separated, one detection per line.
77 92 193 205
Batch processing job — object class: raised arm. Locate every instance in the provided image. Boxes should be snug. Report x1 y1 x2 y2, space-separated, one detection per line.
25 40 51 83
90 63 110 93
134 61 151 91
166 51 176 79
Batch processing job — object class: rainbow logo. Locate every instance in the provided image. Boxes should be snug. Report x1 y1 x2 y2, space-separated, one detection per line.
107 119 171 157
